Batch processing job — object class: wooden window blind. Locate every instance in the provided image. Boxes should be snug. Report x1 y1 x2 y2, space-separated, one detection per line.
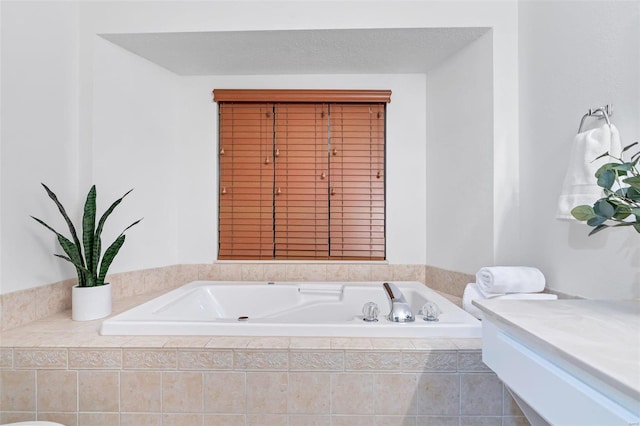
215 89 389 261
218 103 275 259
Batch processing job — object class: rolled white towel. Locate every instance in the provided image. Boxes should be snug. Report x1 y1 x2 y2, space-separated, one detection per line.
476 266 545 295
462 283 558 320
462 283 485 320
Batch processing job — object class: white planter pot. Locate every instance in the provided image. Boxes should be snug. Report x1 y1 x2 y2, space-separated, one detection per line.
71 283 112 321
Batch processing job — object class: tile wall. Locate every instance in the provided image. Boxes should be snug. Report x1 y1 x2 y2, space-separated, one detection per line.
0 344 528 425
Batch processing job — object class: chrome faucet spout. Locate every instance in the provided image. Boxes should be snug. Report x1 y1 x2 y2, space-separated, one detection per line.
383 282 415 322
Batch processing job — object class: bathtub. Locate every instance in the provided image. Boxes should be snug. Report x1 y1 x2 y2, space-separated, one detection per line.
100 281 481 338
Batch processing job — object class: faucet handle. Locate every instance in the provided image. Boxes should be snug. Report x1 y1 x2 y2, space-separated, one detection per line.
420 300 442 321
362 302 379 322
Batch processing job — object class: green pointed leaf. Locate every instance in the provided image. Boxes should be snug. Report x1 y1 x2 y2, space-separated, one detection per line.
570 205 596 221
93 189 134 267
631 208 640 217
613 204 631 220
627 187 640 201
592 152 610 162
588 224 609 235
82 185 97 278
40 184 84 269
622 142 639 153
98 235 126 285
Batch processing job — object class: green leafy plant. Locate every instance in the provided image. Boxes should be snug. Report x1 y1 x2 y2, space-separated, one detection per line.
32 184 142 287
571 142 640 235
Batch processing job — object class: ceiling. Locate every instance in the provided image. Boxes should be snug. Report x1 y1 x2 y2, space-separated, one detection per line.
100 27 490 75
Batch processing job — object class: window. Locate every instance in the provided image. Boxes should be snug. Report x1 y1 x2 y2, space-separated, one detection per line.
214 89 390 260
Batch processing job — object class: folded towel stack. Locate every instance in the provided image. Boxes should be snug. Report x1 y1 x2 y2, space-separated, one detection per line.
462 266 557 320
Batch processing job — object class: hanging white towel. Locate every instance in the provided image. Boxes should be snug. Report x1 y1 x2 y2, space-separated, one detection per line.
462 283 557 320
475 266 546 295
556 123 622 220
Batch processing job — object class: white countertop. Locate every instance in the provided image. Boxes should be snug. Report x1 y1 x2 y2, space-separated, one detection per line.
474 298 640 403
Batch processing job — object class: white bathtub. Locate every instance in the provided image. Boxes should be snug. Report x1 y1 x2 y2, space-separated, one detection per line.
100 281 481 338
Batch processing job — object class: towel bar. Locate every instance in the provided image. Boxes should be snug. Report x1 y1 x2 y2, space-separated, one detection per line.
577 104 612 133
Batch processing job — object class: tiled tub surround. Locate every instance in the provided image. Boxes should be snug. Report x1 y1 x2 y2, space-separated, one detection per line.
0 264 528 425
1 263 473 332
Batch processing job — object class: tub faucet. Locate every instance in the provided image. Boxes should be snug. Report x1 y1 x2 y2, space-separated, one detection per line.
383 282 415 322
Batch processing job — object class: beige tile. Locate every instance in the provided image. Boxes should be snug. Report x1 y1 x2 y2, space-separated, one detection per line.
416 416 459 426
331 415 375 425
122 349 176 369
120 371 161 412
370 338 416 350
460 417 501 426
502 417 531 426
392 264 425 282
204 371 245 413
0 412 36 424
458 351 491 372
370 264 393 282
416 373 459 415
37 412 78 426
246 337 291 349
78 412 120 425
348 264 373 281
286 264 327 281
289 351 344 371
78 371 119 412
1 288 37 330
287 372 330 414
374 373 418 415
204 414 245 426
0 348 12 368
69 348 122 369
325 264 350 281
246 414 288 425
120 413 162 426
345 351 402 371
503 387 525 416
241 264 265 281
177 349 233 370
375 416 417 426
246 372 288 414
331 338 373 350
330 373 374 414
162 371 203 413
289 337 332 349
14 348 67 368
451 339 483 350
410 339 459 351
175 264 200 287
0 370 36 411
35 280 72 319
37 370 77 412
205 336 251 349
164 336 212 348
162 413 204 425
402 351 457 372
460 373 503 416
263 264 287 282
288 415 330 426
234 350 288 370
121 336 170 348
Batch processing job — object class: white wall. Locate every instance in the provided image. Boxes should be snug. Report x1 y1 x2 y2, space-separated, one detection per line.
92 37 180 272
173 74 427 265
426 31 494 274
519 1 640 299
1 0 518 295
1 2 80 294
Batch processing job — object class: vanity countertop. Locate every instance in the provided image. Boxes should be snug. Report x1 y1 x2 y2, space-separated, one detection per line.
473 298 640 403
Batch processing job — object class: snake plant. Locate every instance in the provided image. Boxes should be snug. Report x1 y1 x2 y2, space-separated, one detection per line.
32 184 142 287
